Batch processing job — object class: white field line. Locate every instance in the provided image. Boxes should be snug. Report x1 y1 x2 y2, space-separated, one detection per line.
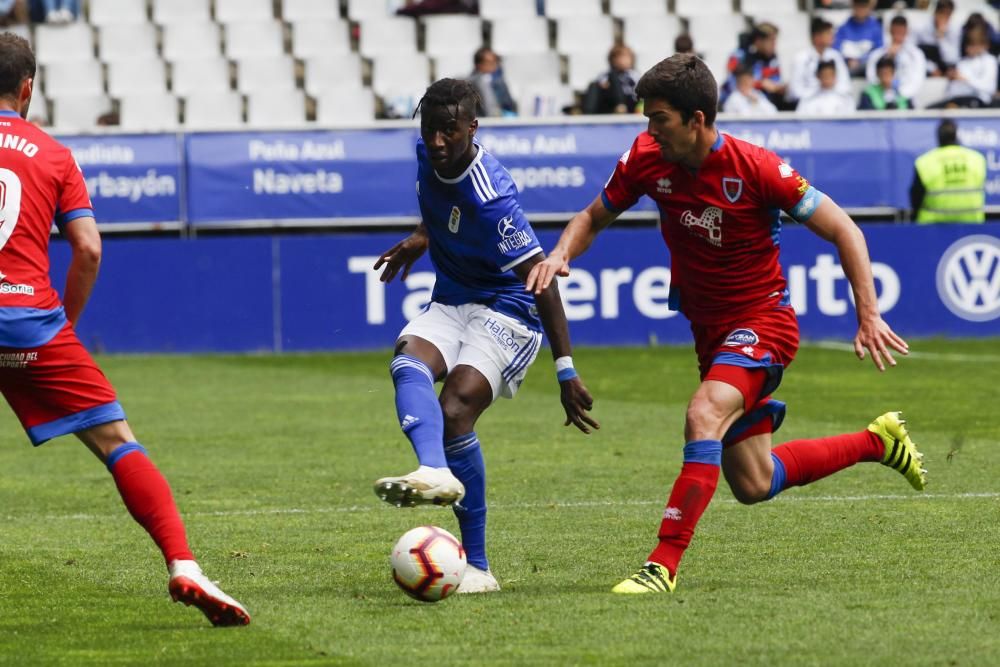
805 340 1000 363
7 492 999 523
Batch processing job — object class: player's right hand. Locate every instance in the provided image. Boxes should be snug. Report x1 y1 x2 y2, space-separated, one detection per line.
559 377 600 434
525 253 570 295
373 233 428 283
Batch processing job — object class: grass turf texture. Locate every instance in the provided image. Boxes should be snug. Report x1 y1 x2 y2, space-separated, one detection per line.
0 340 997 666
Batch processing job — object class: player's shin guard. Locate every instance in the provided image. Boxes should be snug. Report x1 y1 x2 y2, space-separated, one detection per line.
767 431 884 498
106 442 195 565
390 355 447 468
445 433 488 570
648 440 722 577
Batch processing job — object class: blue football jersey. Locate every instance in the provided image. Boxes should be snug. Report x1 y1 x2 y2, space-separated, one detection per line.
415 139 542 330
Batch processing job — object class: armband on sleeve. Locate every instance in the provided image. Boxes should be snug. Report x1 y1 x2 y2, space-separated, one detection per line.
789 186 824 223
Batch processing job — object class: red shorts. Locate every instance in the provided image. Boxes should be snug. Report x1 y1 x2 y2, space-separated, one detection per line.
692 307 799 445
0 323 125 446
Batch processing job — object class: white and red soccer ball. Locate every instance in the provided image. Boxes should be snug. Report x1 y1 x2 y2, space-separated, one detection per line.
391 525 466 602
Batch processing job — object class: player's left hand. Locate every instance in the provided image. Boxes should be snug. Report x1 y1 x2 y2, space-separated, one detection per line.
854 315 909 372
559 377 600 434
373 231 429 283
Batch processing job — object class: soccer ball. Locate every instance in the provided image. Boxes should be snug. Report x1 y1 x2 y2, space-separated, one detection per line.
391 525 466 602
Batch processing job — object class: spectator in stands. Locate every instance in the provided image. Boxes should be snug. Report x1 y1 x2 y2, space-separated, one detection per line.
0 0 26 27
33 0 77 23
865 15 926 99
396 0 477 16
914 0 962 74
468 47 517 117
788 17 851 107
910 119 987 223
674 34 696 56
961 12 1000 57
797 60 856 115
720 22 786 109
834 0 884 77
582 45 641 115
932 26 998 108
722 65 778 116
859 56 913 109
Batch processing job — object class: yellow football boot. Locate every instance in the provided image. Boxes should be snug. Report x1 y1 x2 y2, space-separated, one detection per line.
868 411 927 491
611 562 677 594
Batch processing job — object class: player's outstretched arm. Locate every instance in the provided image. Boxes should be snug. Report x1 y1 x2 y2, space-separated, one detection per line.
515 253 600 434
373 223 429 283
803 197 909 371
62 216 101 326
525 195 619 295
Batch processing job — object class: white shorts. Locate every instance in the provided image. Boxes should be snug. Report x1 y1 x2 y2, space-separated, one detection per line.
399 302 543 400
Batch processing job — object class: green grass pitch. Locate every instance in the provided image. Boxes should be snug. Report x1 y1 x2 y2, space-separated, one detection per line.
0 340 998 666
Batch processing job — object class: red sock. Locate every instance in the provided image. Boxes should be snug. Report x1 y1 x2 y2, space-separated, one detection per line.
648 461 720 577
771 431 883 490
107 444 195 565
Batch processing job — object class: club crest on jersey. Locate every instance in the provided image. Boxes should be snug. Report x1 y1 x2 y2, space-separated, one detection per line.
448 205 461 233
722 177 743 203
723 329 759 347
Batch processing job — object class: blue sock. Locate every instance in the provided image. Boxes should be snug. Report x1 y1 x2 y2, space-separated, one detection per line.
445 432 488 571
390 355 446 468
766 452 787 500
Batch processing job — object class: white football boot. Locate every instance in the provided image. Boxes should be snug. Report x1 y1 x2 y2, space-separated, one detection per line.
455 565 500 594
374 466 465 507
168 560 251 626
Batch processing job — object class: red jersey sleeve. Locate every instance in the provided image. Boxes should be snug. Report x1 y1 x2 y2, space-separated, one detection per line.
55 150 93 229
757 150 809 212
600 137 646 213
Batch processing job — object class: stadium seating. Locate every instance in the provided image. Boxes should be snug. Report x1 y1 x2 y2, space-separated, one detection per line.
89 0 149 26
51 94 114 131
119 92 179 131
479 0 536 20
247 90 307 128
25 0 999 131
170 58 233 95
184 91 245 128
290 20 352 59
152 0 211 25
303 54 365 97
99 23 159 62
106 59 169 96
236 56 298 94
43 60 104 98
316 87 378 125
162 23 223 61
282 0 341 22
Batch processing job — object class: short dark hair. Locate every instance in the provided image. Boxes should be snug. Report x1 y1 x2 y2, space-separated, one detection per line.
816 59 836 75
751 22 778 42
935 0 955 13
733 64 753 79
890 14 907 28
415 78 481 121
938 119 959 146
810 17 833 36
0 33 35 102
875 56 896 71
636 54 717 126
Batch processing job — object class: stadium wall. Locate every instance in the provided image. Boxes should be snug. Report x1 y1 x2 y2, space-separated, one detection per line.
63 112 1000 230
50 224 1000 353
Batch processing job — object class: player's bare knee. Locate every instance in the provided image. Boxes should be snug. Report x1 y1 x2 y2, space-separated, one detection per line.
728 477 771 505
439 393 474 433
684 397 725 440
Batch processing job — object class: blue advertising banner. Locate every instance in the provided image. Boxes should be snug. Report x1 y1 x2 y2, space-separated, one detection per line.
50 223 1000 353
58 133 182 225
174 116 1000 226
184 129 416 223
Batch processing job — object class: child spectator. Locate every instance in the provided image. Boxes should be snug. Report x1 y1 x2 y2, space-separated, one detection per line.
723 65 778 116
720 22 786 108
914 0 961 74
582 44 641 115
797 60 856 114
834 0 884 77
859 56 913 109
865 15 926 99
788 17 851 106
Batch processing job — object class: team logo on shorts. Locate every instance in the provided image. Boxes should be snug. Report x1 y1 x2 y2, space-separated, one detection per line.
723 328 759 347
722 177 743 203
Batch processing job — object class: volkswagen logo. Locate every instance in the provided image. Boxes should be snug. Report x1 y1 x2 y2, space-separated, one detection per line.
935 234 1000 322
